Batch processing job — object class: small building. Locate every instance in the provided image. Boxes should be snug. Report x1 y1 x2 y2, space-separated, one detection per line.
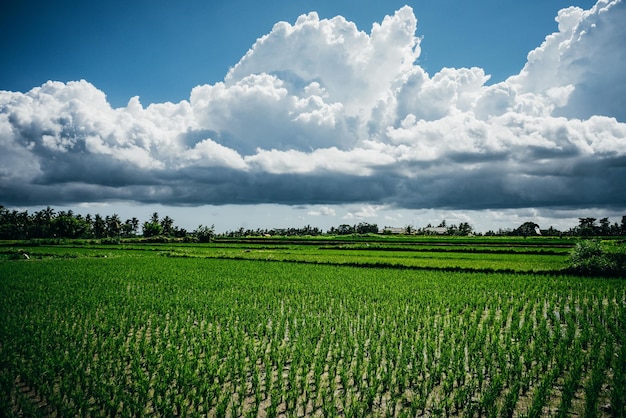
424 226 448 235
383 227 406 234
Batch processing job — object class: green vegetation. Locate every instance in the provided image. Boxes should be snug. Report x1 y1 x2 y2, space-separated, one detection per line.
1 237 625 416
1 236 575 272
3 205 626 242
568 239 626 277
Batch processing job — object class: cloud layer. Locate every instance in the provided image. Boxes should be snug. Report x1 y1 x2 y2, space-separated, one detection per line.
1 0 625 210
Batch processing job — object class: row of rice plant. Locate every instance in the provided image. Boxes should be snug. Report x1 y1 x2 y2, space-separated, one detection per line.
1 254 624 416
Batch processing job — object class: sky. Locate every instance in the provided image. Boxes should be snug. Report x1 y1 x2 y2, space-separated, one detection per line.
1 0 625 233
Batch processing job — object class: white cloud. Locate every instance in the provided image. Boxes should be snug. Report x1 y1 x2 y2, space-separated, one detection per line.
347 204 385 219
226 7 420 119
246 145 395 175
509 0 626 120
190 74 350 154
0 0 625 213
182 138 248 170
307 206 336 217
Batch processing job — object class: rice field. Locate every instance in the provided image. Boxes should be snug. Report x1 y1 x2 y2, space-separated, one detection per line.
0 239 624 416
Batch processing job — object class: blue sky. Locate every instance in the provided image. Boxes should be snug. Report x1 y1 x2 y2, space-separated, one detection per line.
1 0 625 233
2 0 593 107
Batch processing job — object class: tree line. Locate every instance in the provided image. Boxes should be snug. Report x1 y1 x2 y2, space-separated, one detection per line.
0 206 382 240
484 217 626 238
0 206 214 242
1 205 625 240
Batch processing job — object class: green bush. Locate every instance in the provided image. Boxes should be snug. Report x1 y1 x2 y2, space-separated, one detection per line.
569 239 626 277
607 242 626 274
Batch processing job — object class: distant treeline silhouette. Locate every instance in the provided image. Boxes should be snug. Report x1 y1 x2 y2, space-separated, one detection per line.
1 205 625 240
0 206 195 241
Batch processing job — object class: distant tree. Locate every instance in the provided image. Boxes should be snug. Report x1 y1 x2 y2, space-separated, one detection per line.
30 206 55 238
599 217 610 236
142 212 163 237
6 209 27 239
545 226 562 237
514 222 540 237
142 220 163 238
336 224 355 235
194 224 215 242
16 210 30 239
300 224 321 236
121 218 140 237
52 210 84 238
0 207 30 239
578 217 597 236
610 222 621 236
457 222 473 236
106 214 122 238
93 214 106 238
161 216 174 236
356 222 378 234
84 214 93 237
172 226 188 238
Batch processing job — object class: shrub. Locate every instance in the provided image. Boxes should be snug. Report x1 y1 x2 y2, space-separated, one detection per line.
606 242 626 274
568 239 626 277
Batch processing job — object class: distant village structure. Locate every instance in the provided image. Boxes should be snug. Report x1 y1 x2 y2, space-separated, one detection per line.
382 226 449 235
424 226 448 235
382 227 406 234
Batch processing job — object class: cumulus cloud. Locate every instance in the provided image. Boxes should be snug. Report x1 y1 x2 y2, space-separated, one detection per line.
1 1 625 211
308 206 336 217
511 0 626 120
